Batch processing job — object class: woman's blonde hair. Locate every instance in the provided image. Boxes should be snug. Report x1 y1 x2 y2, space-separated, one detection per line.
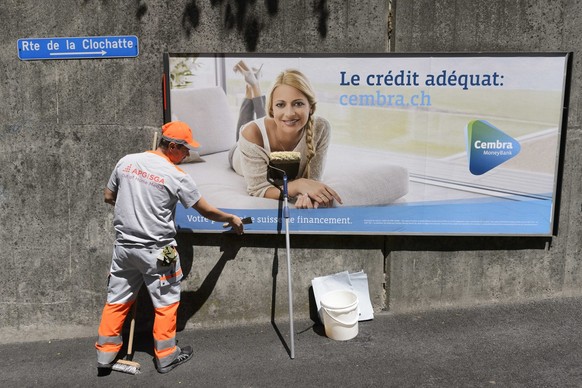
266 69 317 178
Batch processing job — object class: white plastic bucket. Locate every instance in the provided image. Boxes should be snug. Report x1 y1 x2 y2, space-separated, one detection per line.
320 289 359 341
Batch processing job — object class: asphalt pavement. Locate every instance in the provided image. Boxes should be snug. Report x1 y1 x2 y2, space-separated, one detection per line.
3 296 582 387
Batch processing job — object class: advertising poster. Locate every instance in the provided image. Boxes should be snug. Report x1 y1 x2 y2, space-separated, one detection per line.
163 53 570 236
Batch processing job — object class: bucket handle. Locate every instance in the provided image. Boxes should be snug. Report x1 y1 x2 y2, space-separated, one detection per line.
322 307 359 326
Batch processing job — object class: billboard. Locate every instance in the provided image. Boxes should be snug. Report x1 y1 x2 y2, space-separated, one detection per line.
163 53 571 236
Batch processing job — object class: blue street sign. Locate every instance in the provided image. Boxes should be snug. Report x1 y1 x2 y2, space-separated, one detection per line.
17 36 139 60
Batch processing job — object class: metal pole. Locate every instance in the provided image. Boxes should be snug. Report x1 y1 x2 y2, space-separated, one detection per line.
282 175 295 359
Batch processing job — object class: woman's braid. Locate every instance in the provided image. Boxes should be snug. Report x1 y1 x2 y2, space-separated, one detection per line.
304 115 315 178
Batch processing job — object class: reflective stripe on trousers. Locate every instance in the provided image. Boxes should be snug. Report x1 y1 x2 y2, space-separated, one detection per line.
95 301 182 367
95 301 133 365
153 302 180 367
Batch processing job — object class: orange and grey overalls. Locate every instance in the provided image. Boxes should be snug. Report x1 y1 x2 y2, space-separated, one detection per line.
96 151 201 369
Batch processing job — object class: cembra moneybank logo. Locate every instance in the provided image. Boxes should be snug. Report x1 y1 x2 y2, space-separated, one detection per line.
466 120 521 175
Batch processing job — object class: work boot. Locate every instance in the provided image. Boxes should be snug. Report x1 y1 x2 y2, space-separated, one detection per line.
97 362 112 376
156 345 193 374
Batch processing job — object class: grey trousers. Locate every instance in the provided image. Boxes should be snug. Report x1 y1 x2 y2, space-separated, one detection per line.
236 95 266 141
229 95 266 168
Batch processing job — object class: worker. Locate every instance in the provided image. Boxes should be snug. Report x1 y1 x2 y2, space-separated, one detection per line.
95 121 244 374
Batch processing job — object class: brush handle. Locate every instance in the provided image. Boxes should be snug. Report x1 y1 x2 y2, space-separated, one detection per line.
126 302 137 360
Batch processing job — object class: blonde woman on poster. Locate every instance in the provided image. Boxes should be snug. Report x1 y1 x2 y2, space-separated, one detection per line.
229 62 342 209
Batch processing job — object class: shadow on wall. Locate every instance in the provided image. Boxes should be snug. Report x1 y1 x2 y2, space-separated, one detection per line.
83 0 329 49
116 233 243 359
175 231 320 358
175 233 245 331
179 0 328 51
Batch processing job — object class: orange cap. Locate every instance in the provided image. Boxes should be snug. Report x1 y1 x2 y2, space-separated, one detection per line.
161 121 200 149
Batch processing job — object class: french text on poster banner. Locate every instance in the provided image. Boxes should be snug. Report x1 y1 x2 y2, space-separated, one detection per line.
175 198 552 236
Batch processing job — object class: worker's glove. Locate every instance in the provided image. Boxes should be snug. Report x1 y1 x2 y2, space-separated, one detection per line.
158 246 178 266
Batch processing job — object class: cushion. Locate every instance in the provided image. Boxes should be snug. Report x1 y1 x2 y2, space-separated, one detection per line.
170 87 236 156
323 145 409 207
180 145 409 210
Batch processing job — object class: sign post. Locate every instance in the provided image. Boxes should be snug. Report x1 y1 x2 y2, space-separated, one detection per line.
17 36 139 60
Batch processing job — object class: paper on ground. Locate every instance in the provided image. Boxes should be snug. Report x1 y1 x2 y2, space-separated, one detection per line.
311 270 374 321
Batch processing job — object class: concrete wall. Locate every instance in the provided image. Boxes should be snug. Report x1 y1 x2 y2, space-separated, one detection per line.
1 0 580 344
0 0 389 343
388 0 582 312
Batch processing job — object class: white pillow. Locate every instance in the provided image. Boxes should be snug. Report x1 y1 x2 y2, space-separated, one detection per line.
323 145 409 206
170 87 236 156
324 163 409 207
